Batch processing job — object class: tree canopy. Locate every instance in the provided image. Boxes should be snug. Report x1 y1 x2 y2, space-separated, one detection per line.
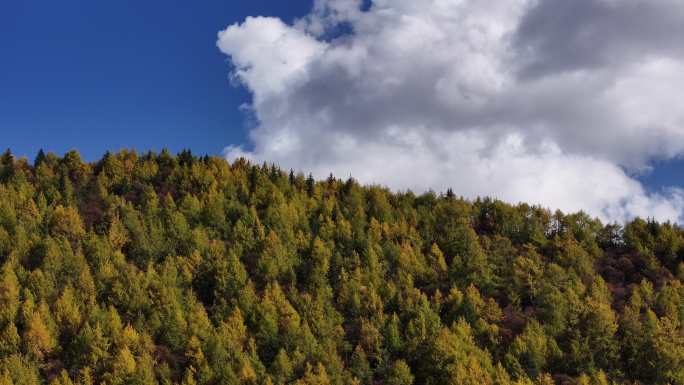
0 149 681 385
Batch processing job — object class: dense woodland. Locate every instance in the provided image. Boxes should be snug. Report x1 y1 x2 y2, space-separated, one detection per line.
0 149 680 385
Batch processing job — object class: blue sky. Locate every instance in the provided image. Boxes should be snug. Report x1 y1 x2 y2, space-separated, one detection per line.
0 0 311 160
2 0 684 221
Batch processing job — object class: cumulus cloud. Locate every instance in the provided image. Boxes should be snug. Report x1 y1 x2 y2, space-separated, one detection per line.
217 0 684 223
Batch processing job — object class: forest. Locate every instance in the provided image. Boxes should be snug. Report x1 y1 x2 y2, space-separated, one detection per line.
0 149 680 385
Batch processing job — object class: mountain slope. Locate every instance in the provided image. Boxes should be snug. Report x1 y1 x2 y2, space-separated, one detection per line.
0 149 681 385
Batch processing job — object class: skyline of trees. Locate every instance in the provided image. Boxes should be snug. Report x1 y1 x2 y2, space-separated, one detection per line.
0 149 680 385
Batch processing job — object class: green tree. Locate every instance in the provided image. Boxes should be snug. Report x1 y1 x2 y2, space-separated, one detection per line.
387 360 414 385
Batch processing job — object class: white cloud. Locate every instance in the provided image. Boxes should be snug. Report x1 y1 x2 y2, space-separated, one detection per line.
217 17 326 101
217 0 684 223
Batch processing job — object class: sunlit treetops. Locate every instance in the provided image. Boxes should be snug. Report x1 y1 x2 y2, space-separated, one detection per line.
0 148 681 385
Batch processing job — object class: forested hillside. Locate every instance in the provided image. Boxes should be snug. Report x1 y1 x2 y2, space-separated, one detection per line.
0 149 681 385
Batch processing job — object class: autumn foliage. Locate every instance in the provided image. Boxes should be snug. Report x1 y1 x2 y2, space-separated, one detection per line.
0 149 680 385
